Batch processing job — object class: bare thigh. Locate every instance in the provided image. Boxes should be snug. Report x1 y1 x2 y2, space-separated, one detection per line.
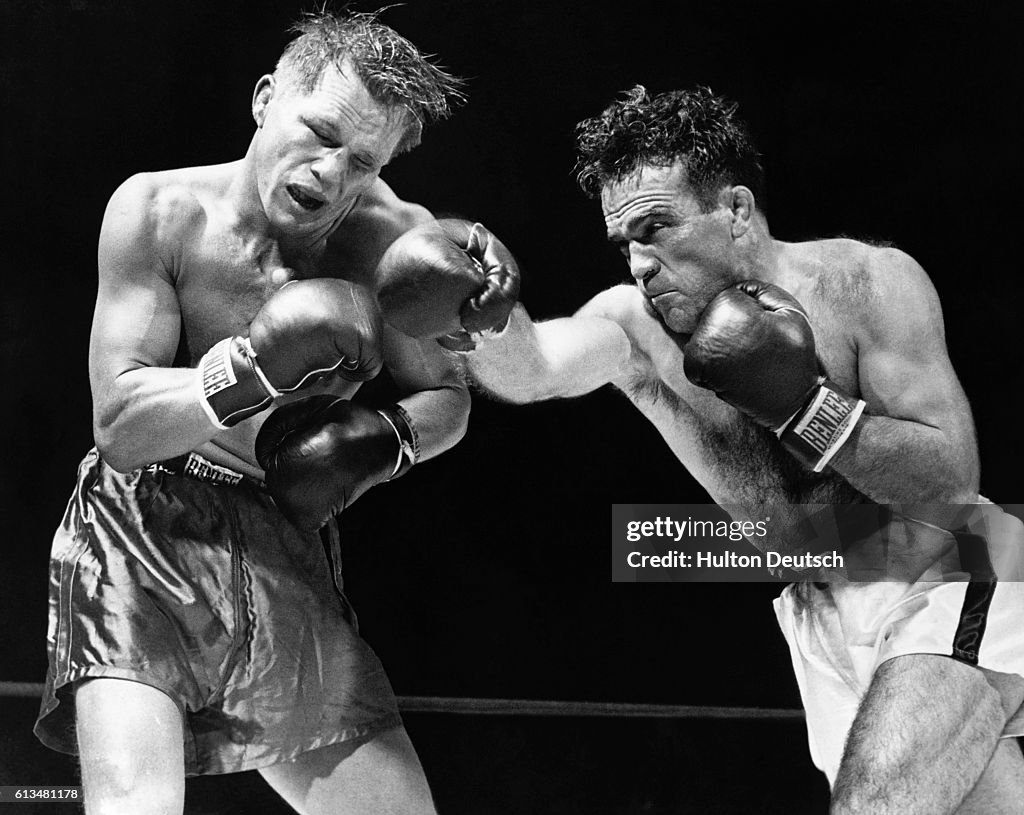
75 677 186 815
956 738 1024 815
259 725 437 815
831 654 1024 815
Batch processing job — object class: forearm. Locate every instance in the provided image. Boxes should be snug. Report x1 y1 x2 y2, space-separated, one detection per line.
466 305 630 403
395 381 471 462
826 415 979 504
93 367 226 472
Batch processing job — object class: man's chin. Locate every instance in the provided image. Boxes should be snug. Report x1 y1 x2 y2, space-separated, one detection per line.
643 298 693 338
268 204 338 236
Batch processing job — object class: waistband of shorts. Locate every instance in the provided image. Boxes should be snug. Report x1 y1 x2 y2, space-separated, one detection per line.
148 452 267 491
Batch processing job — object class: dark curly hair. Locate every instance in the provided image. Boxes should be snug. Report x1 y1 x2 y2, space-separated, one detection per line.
275 9 465 154
575 85 764 210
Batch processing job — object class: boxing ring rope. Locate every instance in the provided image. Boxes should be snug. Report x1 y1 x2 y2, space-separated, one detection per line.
0 681 802 720
398 696 803 719
1 683 42 699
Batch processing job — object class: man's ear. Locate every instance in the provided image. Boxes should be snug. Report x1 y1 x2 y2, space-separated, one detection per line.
729 186 755 238
252 75 275 127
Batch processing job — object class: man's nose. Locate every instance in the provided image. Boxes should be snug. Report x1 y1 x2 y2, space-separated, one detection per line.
629 246 659 287
310 148 350 196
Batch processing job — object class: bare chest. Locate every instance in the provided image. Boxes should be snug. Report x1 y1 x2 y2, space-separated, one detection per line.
171 224 373 365
170 222 374 467
621 313 863 511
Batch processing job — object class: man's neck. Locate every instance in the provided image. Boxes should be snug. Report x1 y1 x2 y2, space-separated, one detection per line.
732 214 784 284
223 140 338 259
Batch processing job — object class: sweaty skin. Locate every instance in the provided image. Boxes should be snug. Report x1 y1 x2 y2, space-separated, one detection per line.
465 161 1023 815
74 56 461 815
90 63 468 480
467 162 979 554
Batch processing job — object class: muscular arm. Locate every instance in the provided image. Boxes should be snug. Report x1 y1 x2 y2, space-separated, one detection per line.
826 250 978 502
90 174 221 472
331 180 472 459
465 287 634 403
385 328 470 460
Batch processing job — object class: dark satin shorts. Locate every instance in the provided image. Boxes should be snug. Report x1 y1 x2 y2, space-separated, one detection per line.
34 448 401 775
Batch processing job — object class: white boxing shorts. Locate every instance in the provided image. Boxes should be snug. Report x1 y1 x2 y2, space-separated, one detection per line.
774 506 1024 785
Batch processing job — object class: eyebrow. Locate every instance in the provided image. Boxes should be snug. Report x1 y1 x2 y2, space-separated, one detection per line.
306 115 337 134
306 116 385 166
606 211 665 242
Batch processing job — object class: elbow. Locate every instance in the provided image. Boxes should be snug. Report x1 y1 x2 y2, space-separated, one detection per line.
94 434 136 474
924 456 979 505
92 412 142 474
909 475 977 506
923 484 977 505
949 471 981 505
950 474 980 505
92 409 122 471
94 433 142 473
946 439 981 504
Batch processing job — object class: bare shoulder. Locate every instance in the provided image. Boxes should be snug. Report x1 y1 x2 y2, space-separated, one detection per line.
324 178 432 280
860 242 935 299
345 177 433 240
122 166 216 217
806 238 941 331
100 170 209 281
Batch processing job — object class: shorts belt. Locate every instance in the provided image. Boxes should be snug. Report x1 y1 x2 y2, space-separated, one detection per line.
150 452 267 491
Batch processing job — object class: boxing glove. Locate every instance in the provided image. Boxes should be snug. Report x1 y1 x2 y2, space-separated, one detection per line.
197 279 383 428
255 396 417 531
375 219 520 350
684 280 864 472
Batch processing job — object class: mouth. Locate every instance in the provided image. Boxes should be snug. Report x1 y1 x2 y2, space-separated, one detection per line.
644 291 694 335
646 290 679 310
286 185 326 212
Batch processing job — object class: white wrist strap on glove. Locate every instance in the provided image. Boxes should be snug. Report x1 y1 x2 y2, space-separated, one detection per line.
778 377 866 473
376 405 418 480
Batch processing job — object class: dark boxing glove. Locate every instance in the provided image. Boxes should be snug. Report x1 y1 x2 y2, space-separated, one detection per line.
255 396 417 531
683 280 865 472
197 279 383 428
375 219 520 350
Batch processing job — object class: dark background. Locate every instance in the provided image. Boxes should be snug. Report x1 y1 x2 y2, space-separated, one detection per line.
1 0 1021 812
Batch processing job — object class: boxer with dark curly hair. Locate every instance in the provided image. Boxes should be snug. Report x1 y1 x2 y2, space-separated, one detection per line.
460 85 1024 814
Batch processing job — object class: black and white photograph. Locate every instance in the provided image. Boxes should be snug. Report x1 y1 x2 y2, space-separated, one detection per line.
2 1 1022 812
